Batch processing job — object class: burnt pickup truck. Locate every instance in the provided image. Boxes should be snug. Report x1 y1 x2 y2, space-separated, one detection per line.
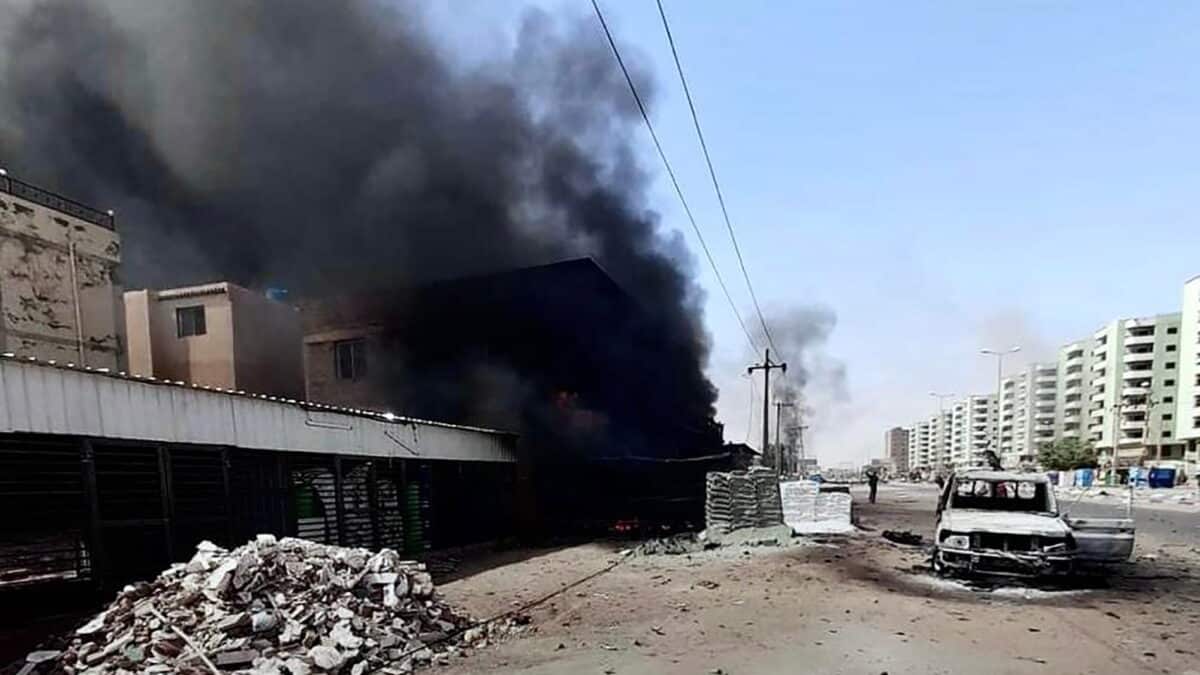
934 471 1134 577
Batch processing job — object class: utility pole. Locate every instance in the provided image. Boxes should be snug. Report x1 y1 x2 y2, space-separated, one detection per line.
774 400 794 475
748 349 787 476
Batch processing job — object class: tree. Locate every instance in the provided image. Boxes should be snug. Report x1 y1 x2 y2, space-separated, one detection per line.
1037 438 1098 471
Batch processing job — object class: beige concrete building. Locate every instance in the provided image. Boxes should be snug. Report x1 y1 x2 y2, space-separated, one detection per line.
1174 276 1200 476
884 426 910 474
0 171 125 368
999 363 1056 469
1086 313 1182 470
124 282 303 399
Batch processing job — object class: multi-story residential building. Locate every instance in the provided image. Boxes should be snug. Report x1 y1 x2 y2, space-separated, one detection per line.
1174 277 1200 476
0 171 125 368
900 276 1200 478
1087 313 1183 470
1056 339 1094 445
949 400 968 467
1030 363 1058 453
124 282 305 399
963 394 998 468
884 427 910 474
907 421 930 473
999 363 1056 468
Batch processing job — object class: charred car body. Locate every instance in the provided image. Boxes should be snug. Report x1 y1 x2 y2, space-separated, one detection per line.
934 471 1134 577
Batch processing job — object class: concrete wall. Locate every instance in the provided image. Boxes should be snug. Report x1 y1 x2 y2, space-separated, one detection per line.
138 288 237 388
0 188 124 369
229 285 303 399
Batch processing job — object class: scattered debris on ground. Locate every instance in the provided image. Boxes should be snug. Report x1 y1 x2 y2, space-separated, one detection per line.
27 536 524 674
633 533 708 556
882 530 925 546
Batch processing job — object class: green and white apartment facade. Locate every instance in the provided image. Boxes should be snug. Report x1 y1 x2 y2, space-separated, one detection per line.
903 275 1200 477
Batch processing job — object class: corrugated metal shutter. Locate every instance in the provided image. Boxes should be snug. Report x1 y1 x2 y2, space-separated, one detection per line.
0 435 90 586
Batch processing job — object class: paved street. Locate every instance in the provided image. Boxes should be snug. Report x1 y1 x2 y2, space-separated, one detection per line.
436 483 1200 675
1066 498 1200 550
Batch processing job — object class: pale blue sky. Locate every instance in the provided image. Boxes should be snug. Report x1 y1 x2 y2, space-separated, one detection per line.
434 1 1200 465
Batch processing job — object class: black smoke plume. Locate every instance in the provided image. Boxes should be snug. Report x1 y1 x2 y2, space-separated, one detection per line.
0 1 719 457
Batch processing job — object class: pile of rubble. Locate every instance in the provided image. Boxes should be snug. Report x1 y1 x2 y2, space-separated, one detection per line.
27 536 520 674
705 467 783 534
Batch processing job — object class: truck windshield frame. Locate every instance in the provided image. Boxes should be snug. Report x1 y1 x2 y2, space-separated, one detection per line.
949 479 1055 514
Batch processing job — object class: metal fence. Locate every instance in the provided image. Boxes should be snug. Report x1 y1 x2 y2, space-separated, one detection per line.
0 432 515 593
0 174 115 230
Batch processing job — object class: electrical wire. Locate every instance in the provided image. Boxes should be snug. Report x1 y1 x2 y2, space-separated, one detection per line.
654 0 781 359
590 0 760 355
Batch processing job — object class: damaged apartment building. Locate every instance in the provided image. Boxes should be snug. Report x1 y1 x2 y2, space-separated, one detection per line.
0 170 125 368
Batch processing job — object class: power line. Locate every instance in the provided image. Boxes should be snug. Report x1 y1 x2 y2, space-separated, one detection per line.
654 0 781 358
589 0 760 355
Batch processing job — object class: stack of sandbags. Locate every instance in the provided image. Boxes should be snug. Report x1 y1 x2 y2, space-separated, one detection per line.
749 467 783 527
705 472 736 533
706 469 785 534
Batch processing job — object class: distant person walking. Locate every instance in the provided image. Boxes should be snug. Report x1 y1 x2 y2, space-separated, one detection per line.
866 470 880 504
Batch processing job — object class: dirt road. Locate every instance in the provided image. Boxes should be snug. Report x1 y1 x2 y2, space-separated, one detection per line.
438 484 1200 675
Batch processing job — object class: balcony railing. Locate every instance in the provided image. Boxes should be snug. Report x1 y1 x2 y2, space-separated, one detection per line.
0 174 116 230
1125 334 1155 346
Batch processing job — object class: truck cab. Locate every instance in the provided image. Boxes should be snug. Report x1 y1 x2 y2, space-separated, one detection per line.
934 471 1134 577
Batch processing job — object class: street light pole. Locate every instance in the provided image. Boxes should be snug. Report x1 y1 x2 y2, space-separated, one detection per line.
980 346 1021 467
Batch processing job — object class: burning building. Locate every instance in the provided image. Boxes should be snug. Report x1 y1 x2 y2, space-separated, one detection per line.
302 259 726 530
0 2 735 530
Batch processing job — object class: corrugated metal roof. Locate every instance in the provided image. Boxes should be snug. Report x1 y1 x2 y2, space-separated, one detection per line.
0 353 517 463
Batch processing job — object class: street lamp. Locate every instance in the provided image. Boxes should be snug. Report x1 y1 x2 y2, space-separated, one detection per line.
980 346 1021 467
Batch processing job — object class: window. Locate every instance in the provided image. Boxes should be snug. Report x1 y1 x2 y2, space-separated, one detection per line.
1167 344 1177 352
1166 362 1176 369
1162 413 1173 421
1164 396 1173 403
1163 431 1172 438
1164 379 1174 386
1167 327 1178 334
176 305 206 337
335 339 367 380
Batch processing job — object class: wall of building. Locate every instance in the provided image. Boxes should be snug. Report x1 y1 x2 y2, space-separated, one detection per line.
1088 314 1182 467
1056 339 1093 445
126 285 238 389
229 284 303 399
0 180 124 369
303 327 387 409
884 427 909 473
125 283 304 399
1176 277 1200 474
